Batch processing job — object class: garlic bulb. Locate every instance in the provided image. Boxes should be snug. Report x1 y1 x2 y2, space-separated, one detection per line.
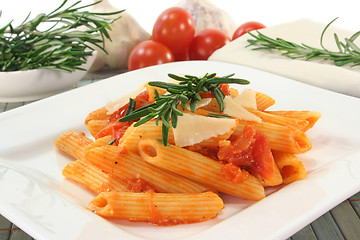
89 0 150 71
177 0 236 38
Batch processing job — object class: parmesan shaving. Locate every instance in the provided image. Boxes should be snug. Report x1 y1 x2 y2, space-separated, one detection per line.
223 96 262 122
173 113 237 147
233 89 257 109
185 98 212 111
105 83 146 114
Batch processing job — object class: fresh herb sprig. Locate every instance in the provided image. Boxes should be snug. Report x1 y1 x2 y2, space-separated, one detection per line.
119 73 249 146
246 18 360 67
0 0 124 72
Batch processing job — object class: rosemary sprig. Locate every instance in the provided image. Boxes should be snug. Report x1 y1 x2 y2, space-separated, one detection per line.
0 0 124 72
119 73 250 146
246 18 360 67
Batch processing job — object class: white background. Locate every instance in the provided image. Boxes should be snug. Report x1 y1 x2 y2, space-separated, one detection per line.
0 0 359 33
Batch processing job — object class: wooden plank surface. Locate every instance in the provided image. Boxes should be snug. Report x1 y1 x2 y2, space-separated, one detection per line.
331 197 360 240
311 212 345 240
0 215 11 240
291 225 317 240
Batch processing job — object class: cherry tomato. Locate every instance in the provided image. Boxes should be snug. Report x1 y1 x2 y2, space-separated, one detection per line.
188 29 230 60
128 40 174 71
232 21 266 40
152 7 195 53
173 48 189 61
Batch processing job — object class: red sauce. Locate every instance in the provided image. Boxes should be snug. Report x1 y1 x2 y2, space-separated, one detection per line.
218 125 276 182
220 163 244 183
96 90 151 145
185 145 219 160
146 191 182 226
123 178 155 193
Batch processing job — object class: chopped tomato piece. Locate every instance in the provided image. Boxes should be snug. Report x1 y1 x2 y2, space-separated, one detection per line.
219 84 230 96
96 90 151 145
218 125 276 183
109 103 129 122
220 163 244 183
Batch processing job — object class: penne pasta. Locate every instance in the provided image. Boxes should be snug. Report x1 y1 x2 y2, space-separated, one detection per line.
85 135 113 152
87 191 223 225
62 158 129 194
255 91 276 111
265 110 321 132
85 106 109 124
233 121 312 154
55 130 93 160
86 145 212 194
119 120 174 154
245 107 310 131
272 151 306 184
138 138 265 201
86 119 109 138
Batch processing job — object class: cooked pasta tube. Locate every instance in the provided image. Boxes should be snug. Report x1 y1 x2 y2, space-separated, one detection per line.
233 121 312 154
265 110 321 132
86 146 212 193
86 119 109 137
62 159 129 194
119 120 174 154
272 151 306 184
87 191 223 225
85 106 109 124
245 107 309 131
85 135 113 152
138 139 265 201
255 91 276 111
55 130 92 159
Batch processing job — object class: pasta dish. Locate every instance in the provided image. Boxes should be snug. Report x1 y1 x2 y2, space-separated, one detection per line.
55 72 320 226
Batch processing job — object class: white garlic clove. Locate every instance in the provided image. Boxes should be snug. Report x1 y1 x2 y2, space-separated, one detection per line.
177 0 237 38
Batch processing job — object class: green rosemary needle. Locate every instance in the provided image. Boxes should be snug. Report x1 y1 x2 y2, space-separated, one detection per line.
0 0 124 72
119 73 250 146
246 18 360 67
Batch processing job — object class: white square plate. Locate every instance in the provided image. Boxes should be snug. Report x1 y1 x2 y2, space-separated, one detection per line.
0 61 359 240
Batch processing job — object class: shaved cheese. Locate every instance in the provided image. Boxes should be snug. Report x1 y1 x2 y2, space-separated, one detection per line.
223 96 262 122
105 83 146 114
233 88 257 109
173 113 237 147
185 98 212 111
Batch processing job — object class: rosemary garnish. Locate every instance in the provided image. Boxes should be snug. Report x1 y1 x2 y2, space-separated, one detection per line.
108 139 116 145
119 73 249 146
246 18 360 67
208 113 231 118
0 0 124 72
124 98 136 116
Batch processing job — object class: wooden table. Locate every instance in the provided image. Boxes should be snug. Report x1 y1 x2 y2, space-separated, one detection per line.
0 70 359 240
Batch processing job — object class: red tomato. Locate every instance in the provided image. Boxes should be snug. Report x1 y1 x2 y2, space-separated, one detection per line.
173 48 189 61
232 21 266 40
188 29 230 60
128 40 174 71
152 7 195 53
218 125 277 184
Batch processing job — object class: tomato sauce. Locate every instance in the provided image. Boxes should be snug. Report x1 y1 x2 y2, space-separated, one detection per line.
146 190 174 226
96 90 151 145
123 178 155 193
218 125 276 182
220 163 244 183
